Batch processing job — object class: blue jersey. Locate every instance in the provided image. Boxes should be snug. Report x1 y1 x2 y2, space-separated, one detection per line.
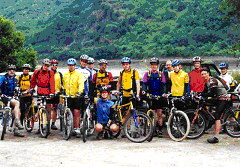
96 98 114 124
0 74 18 96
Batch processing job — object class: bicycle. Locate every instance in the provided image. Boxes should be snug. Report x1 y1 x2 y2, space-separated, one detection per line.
186 93 240 139
57 94 75 140
1 95 16 140
24 94 52 138
111 91 153 143
82 97 96 142
146 93 190 142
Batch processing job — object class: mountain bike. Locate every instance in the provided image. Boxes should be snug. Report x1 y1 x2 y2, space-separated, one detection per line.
1 95 16 140
82 98 95 142
24 95 52 138
186 93 240 139
57 94 74 140
146 93 190 142
111 92 153 143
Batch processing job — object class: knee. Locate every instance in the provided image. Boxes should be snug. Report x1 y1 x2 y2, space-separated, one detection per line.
110 124 119 133
95 123 103 132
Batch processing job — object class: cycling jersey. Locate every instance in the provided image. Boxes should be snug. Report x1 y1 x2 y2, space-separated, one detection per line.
87 68 97 80
30 68 55 95
96 98 114 124
170 70 189 96
53 71 63 92
92 70 114 86
219 72 234 87
77 67 90 95
202 77 228 97
0 74 18 96
63 70 84 95
189 68 205 93
16 74 31 91
142 71 166 96
119 69 140 97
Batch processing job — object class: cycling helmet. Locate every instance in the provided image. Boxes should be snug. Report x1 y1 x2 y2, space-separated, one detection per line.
98 59 108 65
7 64 16 70
192 56 202 63
42 58 51 65
121 57 131 64
219 62 229 69
50 59 59 64
80 54 89 61
22 64 31 69
87 57 95 64
99 85 110 93
150 57 159 65
67 58 77 65
171 59 181 66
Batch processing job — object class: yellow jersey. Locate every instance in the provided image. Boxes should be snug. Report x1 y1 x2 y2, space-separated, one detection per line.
119 69 140 97
63 70 84 95
54 71 63 92
170 70 189 96
16 74 31 91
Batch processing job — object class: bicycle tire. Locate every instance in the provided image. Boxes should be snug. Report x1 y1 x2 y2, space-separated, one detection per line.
224 109 240 138
185 109 206 139
24 107 35 132
147 110 157 142
39 109 50 138
1 109 10 140
167 110 190 142
57 103 64 131
62 108 73 140
124 111 153 143
82 109 88 143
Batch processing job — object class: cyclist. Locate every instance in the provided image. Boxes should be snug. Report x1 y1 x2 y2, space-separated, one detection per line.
218 62 235 91
63 58 85 137
87 57 97 80
0 64 24 137
95 86 118 139
116 57 140 105
49 59 63 130
92 59 114 97
189 56 205 93
163 60 173 93
200 68 231 144
142 57 166 136
17 64 33 125
170 59 190 97
30 58 55 133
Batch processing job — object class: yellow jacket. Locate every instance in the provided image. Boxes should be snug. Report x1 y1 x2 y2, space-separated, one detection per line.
63 70 84 95
16 74 32 91
54 71 63 92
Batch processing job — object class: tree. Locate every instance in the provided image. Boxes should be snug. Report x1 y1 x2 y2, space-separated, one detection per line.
0 16 37 72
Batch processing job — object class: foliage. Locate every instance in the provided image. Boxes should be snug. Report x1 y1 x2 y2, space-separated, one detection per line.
0 16 37 72
0 0 239 60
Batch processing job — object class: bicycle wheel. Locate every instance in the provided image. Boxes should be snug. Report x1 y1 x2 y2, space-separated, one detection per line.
167 110 190 142
124 111 153 143
147 110 157 142
57 103 64 131
62 108 73 140
185 109 206 139
39 109 50 138
24 107 35 132
82 109 89 142
1 109 10 140
224 109 240 138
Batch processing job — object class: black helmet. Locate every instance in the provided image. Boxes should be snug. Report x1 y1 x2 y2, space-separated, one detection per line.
150 57 159 65
99 85 110 93
7 64 16 70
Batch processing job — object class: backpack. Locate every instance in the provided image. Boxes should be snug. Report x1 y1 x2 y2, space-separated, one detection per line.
119 69 136 93
18 74 32 84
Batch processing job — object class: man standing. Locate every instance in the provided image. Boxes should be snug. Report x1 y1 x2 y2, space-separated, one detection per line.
163 60 173 93
189 56 205 93
0 64 24 137
78 54 90 97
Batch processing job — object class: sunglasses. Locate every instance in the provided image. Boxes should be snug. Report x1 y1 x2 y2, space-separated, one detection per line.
44 64 50 67
52 64 58 66
81 60 88 63
8 69 16 71
68 64 75 66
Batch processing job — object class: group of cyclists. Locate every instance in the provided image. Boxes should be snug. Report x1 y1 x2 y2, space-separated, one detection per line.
0 54 237 144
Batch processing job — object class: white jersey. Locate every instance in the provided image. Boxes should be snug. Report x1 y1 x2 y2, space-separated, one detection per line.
219 72 234 86
77 67 90 82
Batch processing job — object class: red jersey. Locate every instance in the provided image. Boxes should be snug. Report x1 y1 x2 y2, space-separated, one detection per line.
188 68 205 93
30 68 55 95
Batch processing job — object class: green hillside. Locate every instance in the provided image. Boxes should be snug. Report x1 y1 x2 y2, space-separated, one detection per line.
1 0 239 60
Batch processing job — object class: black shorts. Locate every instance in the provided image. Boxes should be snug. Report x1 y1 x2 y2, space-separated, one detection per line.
67 97 84 111
47 95 60 104
149 98 168 110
